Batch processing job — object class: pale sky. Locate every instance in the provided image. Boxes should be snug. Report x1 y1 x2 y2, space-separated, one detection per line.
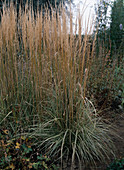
65 0 114 34
73 0 97 33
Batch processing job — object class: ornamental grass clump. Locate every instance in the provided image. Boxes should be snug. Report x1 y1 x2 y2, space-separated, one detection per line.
31 85 114 168
0 2 114 169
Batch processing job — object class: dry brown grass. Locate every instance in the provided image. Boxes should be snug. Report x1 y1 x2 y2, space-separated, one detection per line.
0 2 96 119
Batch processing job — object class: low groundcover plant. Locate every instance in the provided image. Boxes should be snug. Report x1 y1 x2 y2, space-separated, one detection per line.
0 130 58 169
107 158 124 170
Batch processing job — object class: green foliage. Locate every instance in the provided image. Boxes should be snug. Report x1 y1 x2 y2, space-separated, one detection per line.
91 0 124 109
94 0 111 59
109 0 124 67
110 0 124 50
112 58 124 109
95 0 124 65
87 51 113 108
0 130 58 169
87 52 124 110
107 158 124 170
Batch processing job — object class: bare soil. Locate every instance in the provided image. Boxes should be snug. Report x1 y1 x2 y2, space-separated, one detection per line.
111 112 124 159
94 111 124 170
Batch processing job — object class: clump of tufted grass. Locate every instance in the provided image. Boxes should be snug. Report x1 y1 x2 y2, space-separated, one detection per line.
0 2 115 169
30 85 114 169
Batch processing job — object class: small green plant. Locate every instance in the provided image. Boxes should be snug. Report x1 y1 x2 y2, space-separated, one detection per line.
0 129 58 169
107 158 124 170
113 59 124 109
